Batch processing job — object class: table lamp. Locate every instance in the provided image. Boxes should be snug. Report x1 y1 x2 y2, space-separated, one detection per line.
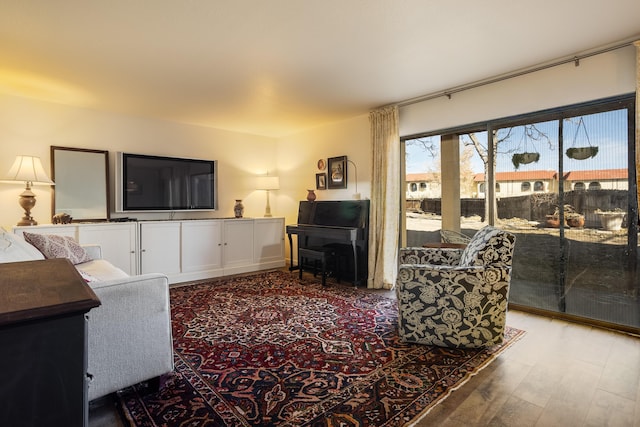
3 155 54 226
256 175 280 217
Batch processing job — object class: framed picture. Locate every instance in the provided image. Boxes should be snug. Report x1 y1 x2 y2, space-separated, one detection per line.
316 173 327 190
327 156 347 189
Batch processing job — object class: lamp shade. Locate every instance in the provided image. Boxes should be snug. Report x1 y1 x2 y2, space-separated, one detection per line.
4 155 54 185
256 176 280 190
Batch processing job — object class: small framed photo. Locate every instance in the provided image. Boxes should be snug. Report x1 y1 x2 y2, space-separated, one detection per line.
327 156 347 189
316 173 327 190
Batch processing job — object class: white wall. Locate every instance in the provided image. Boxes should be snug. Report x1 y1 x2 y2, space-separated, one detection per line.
0 93 277 230
399 45 636 137
277 114 371 260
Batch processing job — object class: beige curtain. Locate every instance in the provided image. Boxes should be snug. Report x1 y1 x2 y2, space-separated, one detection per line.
368 106 399 289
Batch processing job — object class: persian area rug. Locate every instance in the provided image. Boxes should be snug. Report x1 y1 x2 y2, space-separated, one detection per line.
117 270 524 427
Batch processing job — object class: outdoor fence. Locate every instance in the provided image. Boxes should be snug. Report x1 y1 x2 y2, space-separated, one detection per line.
415 190 628 228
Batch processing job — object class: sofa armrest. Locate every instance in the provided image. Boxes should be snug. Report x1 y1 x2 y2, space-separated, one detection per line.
399 247 463 266
86 273 173 401
81 244 103 260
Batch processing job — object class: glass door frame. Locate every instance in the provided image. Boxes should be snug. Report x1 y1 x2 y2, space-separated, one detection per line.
400 93 638 333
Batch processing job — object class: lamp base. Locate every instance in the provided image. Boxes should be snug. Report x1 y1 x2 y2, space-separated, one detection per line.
17 189 38 227
17 216 37 226
263 190 273 217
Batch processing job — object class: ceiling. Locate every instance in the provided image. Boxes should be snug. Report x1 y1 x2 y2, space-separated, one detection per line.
1 1 639 138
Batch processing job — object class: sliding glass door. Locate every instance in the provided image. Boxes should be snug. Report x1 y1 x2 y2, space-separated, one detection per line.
402 95 638 331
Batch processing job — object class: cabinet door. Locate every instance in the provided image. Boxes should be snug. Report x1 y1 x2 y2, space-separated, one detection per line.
223 219 254 268
78 223 137 275
254 218 284 263
139 222 181 276
181 221 222 273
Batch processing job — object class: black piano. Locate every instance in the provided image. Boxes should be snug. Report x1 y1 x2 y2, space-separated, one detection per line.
286 200 370 286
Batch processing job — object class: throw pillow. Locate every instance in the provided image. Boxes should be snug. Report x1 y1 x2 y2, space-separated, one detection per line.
22 232 92 265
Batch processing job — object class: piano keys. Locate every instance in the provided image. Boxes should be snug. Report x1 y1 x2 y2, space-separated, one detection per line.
286 200 369 285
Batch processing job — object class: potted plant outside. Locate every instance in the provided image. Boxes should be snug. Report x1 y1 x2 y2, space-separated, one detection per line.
566 212 585 228
545 204 584 228
595 208 626 231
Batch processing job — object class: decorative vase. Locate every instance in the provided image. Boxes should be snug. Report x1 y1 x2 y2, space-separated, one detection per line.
306 190 316 202
234 199 244 218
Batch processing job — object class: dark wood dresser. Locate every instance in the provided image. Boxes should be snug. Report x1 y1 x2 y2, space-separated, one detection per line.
0 258 101 427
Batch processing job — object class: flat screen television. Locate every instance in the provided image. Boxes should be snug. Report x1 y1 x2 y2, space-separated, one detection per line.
115 152 217 212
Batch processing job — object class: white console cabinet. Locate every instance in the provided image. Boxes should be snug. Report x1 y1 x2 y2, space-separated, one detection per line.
223 219 255 274
78 223 137 275
180 220 223 281
15 218 285 284
138 221 182 279
14 222 138 275
14 224 78 238
254 218 285 264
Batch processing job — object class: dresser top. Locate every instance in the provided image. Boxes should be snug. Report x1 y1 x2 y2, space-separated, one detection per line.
0 259 100 327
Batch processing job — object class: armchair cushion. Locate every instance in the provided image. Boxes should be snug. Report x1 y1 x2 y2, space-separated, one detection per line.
396 225 516 348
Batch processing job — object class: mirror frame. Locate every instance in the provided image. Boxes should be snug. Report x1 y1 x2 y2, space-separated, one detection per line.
51 146 110 222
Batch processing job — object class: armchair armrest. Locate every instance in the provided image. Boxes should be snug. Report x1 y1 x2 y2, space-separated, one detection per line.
399 247 464 266
397 263 510 287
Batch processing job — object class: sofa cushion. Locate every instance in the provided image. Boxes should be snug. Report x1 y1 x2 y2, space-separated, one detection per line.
23 232 92 265
0 229 45 263
76 259 129 282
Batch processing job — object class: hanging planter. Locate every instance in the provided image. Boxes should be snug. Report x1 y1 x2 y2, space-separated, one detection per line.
512 152 539 170
566 117 598 160
566 146 598 160
511 125 543 170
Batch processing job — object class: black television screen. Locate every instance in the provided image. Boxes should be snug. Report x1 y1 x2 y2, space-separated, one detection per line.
117 152 217 212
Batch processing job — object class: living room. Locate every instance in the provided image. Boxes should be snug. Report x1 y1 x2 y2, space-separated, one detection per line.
1 2 639 426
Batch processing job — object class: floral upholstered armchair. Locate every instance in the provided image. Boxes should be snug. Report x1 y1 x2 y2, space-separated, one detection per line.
396 225 516 348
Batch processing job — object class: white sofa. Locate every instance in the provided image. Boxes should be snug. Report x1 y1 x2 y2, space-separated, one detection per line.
0 229 174 401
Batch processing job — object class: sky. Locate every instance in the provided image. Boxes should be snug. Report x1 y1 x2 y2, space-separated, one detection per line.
405 108 629 174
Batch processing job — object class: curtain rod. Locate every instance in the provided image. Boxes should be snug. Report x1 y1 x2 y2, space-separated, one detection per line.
395 37 639 108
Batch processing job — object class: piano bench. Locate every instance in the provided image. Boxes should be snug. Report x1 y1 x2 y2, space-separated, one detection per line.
298 246 336 286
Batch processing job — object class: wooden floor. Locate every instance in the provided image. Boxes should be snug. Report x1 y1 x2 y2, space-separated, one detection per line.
89 309 640 427
412 310 640 427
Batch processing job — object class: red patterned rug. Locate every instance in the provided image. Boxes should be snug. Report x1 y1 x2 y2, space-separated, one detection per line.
117 270 524 426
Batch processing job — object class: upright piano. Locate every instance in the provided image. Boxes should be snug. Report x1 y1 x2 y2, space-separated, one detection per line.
286 200 370 285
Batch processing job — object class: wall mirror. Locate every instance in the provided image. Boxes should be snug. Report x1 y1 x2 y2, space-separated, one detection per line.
51 146 110 221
